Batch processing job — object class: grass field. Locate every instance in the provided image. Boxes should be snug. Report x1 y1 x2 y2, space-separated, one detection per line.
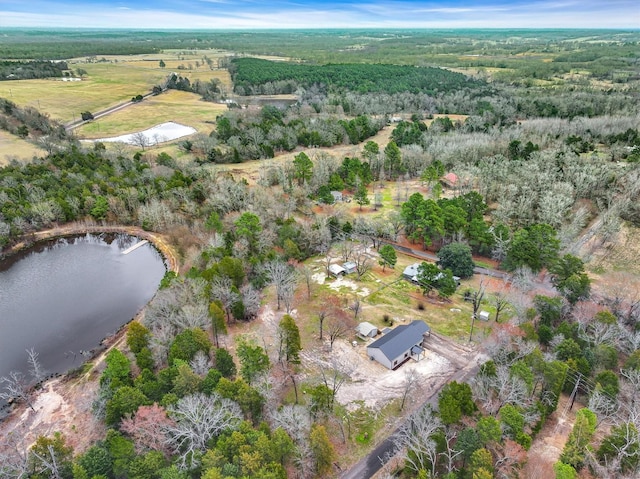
0 53 232 124
76 89 226 139
0 130 45 164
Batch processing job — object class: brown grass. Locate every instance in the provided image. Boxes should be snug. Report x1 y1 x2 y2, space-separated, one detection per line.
76 89 225 139
0 130 45 164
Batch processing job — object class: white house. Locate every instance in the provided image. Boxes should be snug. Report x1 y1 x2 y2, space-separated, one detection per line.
367 320 431 369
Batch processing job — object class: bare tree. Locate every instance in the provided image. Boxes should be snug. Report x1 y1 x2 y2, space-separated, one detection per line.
439 426 462 475
268 404 314 477
240 284 261 320
326 316 351 350
396 405 442 475
338 240 355 262
130 132 151 150
318 357 355 409
263 260 297 311
26 348 47 384
0 371 34 411
298 264 314 299
469 278 487 343
0 429 30 478
353 248 373 280
492 287 510 323
317 309 328 341
165 392 243 469
210 276 239 322
400 368 422 411
189 351 212 376
29 443 66 479
351 297 362 320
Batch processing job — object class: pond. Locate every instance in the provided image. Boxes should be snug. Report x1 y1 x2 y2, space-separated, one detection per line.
0 233 166 402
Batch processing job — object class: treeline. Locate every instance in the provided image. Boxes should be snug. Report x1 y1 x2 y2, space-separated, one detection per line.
0 97 67 142
189 105 385 163
229 58 481 95
0 60 68 81
165 73 222 102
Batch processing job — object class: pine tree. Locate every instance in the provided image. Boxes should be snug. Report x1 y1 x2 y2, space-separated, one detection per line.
278 314 302 364
310 424 336 475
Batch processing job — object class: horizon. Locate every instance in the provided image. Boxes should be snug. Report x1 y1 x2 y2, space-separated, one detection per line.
1 1 638 30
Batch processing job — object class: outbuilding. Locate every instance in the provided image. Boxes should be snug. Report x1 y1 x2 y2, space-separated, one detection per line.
403 263 421 283
329 264 346 277
343 261 357 274
367 320 431 369
355 321 379 339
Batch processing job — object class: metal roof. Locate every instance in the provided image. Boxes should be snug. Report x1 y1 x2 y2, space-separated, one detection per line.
356 321 378 336
368 320 430 361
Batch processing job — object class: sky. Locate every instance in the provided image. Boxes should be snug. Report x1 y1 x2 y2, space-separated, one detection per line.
0 0 638 29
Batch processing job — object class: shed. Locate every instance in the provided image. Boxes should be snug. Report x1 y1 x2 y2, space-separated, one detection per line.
329 264 346 277
403 263 421 283
478 311 491 322
343 261 357 274
330 191 343 202
356 321 379 339
367 320 431 369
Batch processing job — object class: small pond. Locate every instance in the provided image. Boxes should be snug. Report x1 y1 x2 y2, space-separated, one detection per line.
0 233 166 404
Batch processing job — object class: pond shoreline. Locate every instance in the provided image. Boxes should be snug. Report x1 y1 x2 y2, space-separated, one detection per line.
0 224 179 423
1 222 180 273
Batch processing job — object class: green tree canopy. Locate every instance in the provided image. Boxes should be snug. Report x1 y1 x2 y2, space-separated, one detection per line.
168 328 212 365
278 314 302 365
437 242 475 278
378 244 397 271
236 338 270 384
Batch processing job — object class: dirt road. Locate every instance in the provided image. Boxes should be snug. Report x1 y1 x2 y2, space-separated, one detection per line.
340 334 486 479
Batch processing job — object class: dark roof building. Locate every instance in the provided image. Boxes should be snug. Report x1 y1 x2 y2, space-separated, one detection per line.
367 320 430 369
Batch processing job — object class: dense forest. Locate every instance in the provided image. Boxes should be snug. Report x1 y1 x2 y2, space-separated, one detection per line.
0 60 69 81
229 58 480 95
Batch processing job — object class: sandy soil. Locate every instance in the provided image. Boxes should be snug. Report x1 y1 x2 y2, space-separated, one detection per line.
522 395 581 478
90 121 196 145
330 340 455 410
0 376 105 454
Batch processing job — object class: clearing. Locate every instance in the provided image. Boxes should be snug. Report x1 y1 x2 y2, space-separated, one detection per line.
0 130 45 164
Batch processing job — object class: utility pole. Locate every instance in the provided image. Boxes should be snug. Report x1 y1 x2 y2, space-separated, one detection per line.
469 313 476 343
569 373 581 410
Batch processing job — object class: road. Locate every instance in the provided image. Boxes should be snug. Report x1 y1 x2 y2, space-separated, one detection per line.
388 242 511 280
340 334 486 479
64 90 159 131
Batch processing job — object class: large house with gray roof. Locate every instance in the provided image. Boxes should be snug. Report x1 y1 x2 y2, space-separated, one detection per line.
367 320 430 369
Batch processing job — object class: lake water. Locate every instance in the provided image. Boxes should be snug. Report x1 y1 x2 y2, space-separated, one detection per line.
0 233 166 391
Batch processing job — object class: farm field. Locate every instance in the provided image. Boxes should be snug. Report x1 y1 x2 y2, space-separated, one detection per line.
0 130 45 164
0 54 232 125
76 89 225 139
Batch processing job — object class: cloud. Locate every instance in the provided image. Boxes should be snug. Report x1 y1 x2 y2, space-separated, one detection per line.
0 0 637 28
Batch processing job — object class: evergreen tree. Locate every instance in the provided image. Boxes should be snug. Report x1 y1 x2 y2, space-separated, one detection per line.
278 314 302 364
310 424 336 475
378 244 397 271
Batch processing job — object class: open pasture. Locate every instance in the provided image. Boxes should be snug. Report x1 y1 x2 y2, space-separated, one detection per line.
0 130 45 164
0 55 231 124
76 89 226 139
